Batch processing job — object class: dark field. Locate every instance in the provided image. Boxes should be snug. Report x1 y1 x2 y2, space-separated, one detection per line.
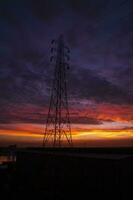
0 147 133 200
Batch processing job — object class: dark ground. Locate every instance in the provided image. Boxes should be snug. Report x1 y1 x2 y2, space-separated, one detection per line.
0 147 133 200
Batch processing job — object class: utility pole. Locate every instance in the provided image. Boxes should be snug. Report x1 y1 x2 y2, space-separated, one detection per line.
43 35 73 147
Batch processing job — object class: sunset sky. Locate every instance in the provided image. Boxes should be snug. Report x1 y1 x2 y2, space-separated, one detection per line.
0 0 133 147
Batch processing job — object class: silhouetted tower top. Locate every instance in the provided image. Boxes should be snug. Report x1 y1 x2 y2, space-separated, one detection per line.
43 35 72 147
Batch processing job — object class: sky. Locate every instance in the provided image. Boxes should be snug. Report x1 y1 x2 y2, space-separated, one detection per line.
0 0 133 147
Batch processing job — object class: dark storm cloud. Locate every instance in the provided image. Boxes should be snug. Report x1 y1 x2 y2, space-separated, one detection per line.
0 57 52 105
71 116 102 125
0 104 102 124
28 0 106 22
0 108 47 124
67 0 109 21
0 0 133 125
29 0 62 21
111 66 133 92
68 67 133 105
0 99 49 124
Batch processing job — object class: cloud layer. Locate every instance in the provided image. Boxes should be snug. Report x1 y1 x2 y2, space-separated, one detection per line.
0 0 133 145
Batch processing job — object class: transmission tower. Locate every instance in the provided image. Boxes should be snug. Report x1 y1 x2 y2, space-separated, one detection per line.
43 35 73 147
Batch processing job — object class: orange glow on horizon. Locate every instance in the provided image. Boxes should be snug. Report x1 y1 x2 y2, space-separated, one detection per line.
72 129 133 140
0 123 133 147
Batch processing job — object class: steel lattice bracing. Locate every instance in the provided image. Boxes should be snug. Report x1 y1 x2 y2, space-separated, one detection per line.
43 35 73 147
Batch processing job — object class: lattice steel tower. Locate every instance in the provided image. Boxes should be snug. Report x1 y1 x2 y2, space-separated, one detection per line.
43 35 73 147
